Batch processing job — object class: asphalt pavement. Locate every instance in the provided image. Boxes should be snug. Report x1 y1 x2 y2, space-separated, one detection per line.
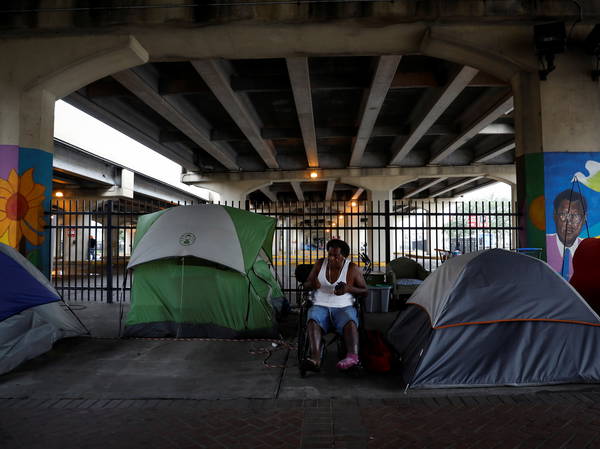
2 302 600 448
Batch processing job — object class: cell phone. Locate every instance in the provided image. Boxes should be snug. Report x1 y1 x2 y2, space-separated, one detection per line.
334 282 346 293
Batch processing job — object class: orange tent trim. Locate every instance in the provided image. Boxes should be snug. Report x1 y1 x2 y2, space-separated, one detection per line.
434 318 600 330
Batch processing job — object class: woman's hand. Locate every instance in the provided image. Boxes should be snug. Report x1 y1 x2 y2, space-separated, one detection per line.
334 282 347 295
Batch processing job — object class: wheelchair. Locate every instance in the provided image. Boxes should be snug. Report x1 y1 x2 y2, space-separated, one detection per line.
294 263 365 378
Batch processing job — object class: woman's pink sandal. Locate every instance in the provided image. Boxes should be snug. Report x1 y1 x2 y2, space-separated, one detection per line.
336 353 359 370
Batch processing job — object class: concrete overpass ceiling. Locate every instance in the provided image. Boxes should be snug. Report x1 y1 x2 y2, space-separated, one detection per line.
451 178 498 199
63 54 514 201
248 180 366 204
52 171 105 191
393 174 502 200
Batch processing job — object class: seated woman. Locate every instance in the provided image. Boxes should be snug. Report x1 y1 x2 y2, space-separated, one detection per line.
302 239 367 372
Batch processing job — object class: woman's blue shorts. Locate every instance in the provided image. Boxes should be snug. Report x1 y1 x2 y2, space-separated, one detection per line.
307 305 358 334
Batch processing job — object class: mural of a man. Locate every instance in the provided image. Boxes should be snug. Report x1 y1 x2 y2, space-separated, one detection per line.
546 189 587 279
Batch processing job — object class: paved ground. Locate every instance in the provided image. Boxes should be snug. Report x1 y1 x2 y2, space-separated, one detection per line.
2 302 600 448
3 395 600 449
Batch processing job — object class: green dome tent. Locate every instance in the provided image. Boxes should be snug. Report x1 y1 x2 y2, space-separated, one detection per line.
124 204 283 338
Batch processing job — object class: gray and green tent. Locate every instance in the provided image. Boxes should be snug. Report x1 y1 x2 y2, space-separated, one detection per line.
124 204 283 338
387 249 600 389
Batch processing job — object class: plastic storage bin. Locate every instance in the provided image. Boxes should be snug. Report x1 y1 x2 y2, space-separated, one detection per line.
364 285 392 313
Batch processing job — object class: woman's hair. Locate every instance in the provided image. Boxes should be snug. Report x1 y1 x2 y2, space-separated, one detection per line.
326 239 350 257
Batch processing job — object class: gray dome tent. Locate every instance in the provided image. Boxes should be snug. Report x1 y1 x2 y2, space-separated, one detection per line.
0 243 86 375
387 249 600 389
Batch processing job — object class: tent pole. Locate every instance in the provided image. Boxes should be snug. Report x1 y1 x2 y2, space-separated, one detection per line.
177 257 185 338
60 298 91 336
118 269 129 338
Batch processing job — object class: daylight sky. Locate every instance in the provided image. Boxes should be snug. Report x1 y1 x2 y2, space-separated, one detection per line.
54 100 511 202
54 100 211 200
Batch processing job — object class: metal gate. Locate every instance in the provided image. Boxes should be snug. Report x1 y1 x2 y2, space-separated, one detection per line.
49 198 518 303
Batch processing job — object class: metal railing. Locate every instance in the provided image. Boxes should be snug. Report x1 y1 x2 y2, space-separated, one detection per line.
48 198 518 303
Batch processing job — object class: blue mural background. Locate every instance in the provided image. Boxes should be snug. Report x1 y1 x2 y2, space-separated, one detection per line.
544 152 600 237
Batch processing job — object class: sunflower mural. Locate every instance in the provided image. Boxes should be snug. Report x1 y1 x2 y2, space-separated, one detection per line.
0 168 46 248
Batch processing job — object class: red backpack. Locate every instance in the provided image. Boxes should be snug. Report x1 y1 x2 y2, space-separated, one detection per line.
361 330 393 373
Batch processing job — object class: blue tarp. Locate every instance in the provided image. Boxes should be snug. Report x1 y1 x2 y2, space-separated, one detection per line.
0 252 59 322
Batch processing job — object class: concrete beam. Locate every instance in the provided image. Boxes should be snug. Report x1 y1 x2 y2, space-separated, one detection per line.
159 78 209 96
430 176 485 197
259 186 277 202
182 164 514 184
64 92 199 171
390 65 479 165
221 71 509 93
133 176 202 204
53 139 204 203
350 55 402 167
286 57 319 168
112 68 239 170
191 59 279 169
389 71 507 89
430 94 514 164
53 139 117 185
473 142 516 163
403 177 447 199
450 178 496 198
351 187 365 200
325 180 335 201
290 181 305 202
257 124 457 140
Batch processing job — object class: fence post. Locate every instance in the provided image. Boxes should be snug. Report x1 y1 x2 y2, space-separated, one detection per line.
106 200 113 304
384 200 391 266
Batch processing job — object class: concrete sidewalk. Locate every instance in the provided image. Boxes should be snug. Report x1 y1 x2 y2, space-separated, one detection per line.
2 302 600 448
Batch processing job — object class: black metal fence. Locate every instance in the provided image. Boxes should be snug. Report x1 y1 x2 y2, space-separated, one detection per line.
49 198 519 303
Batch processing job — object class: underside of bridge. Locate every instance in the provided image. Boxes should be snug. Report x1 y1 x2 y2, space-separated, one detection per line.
3 0 600 274
65 54 514 203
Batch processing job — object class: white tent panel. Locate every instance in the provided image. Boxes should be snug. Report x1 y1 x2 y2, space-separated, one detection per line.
127 204 245 273
408 250 482 326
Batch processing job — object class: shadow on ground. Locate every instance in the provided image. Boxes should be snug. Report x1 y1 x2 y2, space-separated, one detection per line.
2 301 599 402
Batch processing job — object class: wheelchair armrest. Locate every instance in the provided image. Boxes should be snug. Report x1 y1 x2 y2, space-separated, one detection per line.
298 289 315 308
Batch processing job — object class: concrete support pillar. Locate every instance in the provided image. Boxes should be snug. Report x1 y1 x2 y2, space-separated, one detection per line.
203 180 271 206
0 36 148 275
513 50 600 278
512 70 544 255
0 88 57 271
368 189 392 271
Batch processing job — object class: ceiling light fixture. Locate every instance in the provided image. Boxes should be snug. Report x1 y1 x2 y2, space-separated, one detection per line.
534 22 566 80
54 191 64 198
309 171 318 179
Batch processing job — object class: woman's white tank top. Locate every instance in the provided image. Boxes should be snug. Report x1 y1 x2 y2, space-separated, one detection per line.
313 258 354 308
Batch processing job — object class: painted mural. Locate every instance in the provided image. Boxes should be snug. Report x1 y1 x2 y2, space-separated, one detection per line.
518 153 546 257
545 153 600 280
0 146 52 274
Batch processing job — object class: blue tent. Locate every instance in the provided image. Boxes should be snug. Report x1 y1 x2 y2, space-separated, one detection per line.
0 243 86 375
